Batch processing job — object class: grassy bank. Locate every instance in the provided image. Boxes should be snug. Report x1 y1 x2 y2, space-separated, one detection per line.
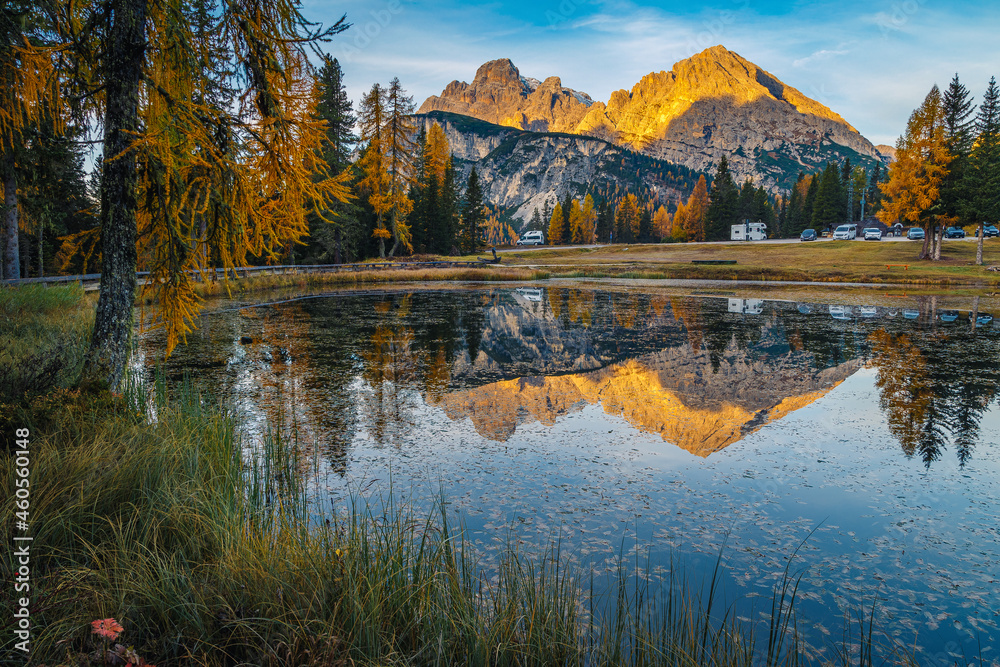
501 239 1000 285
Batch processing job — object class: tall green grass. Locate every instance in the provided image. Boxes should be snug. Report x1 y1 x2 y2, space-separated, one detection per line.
1 378 922 666
0 284 94 404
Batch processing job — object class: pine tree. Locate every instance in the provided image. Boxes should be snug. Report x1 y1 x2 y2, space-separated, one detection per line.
705 157 738 240
638 205 653 243
311 55 360 264
941 73 975 226
965 76 1000 266
867 162 884 214
459 167 485 254
595 199 613 243
385 77 417 257
812 163 844 231
802 173 820 230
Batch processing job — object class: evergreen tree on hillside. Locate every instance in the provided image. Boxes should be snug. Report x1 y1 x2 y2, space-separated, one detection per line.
965 76 1000 265
867 161 884 215
737 178 756 223
784 173 805 236
596 199 613 243
941 73 975 226
310 55 361 263
811 163 844 231
529 207 542 231
705 157 738 240
638 205 653 243
459 167 485 254
802 173 820 229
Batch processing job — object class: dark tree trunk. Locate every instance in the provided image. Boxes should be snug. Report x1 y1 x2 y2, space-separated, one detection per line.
2 154 18 281
334 227 342 264
38 221 43 278
977 222 984 266
82 0 147 389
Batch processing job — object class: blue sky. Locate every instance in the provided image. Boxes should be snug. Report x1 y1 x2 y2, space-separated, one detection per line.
300 0 1000 147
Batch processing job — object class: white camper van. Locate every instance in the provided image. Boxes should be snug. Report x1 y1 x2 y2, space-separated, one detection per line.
731 221 768 241
516 230 545 246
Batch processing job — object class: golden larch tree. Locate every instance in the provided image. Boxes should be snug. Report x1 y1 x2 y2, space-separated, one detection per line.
653 205 671 241
878 85 952 260
683 175 709 242
547 201 565 245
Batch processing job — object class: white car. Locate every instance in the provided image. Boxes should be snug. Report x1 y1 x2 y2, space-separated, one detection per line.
516 231 544 246
832 224 857 240
863 228 882 241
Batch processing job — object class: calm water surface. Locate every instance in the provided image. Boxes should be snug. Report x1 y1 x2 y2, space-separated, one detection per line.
138 284 1000 664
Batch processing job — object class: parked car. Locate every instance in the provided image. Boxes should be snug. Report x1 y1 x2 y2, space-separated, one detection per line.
945 227 966 238
832 224 857 240
863 228 882 241
970 312 994 325
516 230 544 246
907 227 925 240
975 225 999 237
799 228 817 241
939 310 959 323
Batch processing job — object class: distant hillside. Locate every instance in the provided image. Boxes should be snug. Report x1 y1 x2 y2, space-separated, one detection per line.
414 110 704 225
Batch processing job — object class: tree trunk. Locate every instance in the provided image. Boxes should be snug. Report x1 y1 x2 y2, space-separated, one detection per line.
933 221 944 260
2 154 18 281
334 227 342 264
82 0 147 390
918 224 930 260
38 220 43 278
971 295 980 331
977 222 984 266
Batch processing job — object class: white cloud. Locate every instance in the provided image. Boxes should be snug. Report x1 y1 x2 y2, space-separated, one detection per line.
793 49 850 68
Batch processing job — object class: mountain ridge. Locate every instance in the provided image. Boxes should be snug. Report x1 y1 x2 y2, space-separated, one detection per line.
418 46 881 192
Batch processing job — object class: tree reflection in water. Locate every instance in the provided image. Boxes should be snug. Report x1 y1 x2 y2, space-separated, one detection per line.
360 299 420 446
869 328 1000 467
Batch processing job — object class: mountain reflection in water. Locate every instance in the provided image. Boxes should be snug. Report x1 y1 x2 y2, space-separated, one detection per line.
138 286 1000 662
141 286 1000 468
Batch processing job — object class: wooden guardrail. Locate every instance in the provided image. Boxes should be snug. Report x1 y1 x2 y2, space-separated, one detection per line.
1 260 499 288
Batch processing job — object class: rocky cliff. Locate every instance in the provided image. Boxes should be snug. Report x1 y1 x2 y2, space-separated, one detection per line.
418 46 882 192
413 111 701 223
418 58 595 134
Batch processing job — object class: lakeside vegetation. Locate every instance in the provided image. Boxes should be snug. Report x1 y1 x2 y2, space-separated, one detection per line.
500 238 1000 285
1 284 935 666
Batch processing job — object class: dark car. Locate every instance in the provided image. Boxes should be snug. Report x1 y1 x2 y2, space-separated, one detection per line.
945 226 966 238
975 225 999 237
799 228 817 241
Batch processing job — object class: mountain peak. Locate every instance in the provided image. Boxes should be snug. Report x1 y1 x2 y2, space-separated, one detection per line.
417 60 594 133
418 50 880 190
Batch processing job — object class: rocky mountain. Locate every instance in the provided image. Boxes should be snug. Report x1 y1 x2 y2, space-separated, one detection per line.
419 46 882 192
413 111 702 222
418 58 595 134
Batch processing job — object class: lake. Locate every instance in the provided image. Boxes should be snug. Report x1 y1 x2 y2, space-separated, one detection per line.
137 282 1000 665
